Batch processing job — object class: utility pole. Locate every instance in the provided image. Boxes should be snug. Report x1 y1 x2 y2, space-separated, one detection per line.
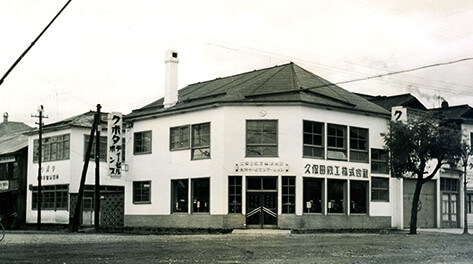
95 104 101 231
32 105 48 230
463 160 468 235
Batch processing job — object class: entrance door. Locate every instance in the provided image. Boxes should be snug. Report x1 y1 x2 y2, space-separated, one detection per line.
246 177 278 228
442 193 458 228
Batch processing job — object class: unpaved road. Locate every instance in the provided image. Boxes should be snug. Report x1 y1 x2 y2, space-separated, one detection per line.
0 231 472 263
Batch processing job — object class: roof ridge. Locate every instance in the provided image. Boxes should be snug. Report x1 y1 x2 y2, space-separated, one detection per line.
246 63 290 96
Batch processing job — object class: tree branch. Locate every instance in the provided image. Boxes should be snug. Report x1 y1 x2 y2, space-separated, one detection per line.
422 159 443 184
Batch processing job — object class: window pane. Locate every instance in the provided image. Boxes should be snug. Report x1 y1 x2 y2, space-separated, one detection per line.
246 120 278 157
191 123 210 160
247 177 261 190
192 178 209 213
327 179 345 214
228 176 242 213
133 181 151 203
351 181 368 213
134 131 152 154
303 121 324 158
304 178 323 213
327 124 347 160
172 179 188 213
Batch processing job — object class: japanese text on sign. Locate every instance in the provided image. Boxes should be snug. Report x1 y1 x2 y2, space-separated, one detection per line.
304 164 368 178
236 161 288 173
108 112 122 177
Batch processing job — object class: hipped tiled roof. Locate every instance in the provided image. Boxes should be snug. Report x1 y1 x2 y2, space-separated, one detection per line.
127 63 390 120
430 104 473 121
26 111 108 135
359 93 427 111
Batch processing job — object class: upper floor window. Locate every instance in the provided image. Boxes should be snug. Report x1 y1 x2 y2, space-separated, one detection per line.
349 127 369 163
83 135 107 161
134 131 152 154
371 148 389 174
327 124 347 160
246 120 278 157
303 121 324 159
170 125 190 151
33 134 70 163
191 123 210 160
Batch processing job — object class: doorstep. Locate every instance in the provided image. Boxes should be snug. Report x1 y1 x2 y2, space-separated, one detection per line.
231 229 291 235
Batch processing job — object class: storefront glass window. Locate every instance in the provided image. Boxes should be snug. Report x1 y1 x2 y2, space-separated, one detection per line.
32 184 68 210
303 178 323 213
351 180 368 213
192 178 209 213
228 176 242 213
171 179 188 213
282 176 295 214
327 179 346 213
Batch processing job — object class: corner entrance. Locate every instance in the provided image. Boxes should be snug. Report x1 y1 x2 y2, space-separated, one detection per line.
246 177 277 228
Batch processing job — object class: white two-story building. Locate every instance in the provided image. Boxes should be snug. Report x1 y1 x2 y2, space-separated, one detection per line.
123 51 402 230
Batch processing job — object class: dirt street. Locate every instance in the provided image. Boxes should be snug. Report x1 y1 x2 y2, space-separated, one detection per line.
0 231 472 263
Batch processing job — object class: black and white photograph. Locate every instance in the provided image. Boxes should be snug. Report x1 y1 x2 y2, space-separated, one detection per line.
0 1 473 263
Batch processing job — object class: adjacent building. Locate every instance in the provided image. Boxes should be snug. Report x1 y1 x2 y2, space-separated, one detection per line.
0 113 32 228
25 111 125 227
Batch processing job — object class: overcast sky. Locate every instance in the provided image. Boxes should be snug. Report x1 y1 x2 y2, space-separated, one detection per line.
1 0 473 126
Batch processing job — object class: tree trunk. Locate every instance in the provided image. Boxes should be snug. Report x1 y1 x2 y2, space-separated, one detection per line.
409 179 424 235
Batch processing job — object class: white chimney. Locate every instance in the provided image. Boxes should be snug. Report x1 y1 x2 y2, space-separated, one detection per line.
164 50 179 108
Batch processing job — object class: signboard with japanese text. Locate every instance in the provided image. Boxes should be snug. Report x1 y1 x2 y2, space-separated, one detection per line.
107 112 122 177
304 163 369 178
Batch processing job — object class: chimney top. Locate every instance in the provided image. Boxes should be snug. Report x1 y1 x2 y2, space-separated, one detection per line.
3 112 8 123
165 50 179 62
441 101 449 109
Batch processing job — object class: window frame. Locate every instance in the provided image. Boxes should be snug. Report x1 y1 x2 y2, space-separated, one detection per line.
83 135 108 162
350 180 369 214
171 179 189 213
282 176 296 214
191 123 211 160
133 130 152 155
191 178 210 213
303 177 324 214
303 120 324 159
132 181 151 204
33 134 70 163
327 124 347 161
246 120 278 158
371 177 389 202
349 127 369 163
371 148 389 174
32 184 69 210
170 125 190 151
228 176 242 214
327 179 346 214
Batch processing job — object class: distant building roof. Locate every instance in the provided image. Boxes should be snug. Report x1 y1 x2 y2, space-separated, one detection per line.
0 113 32 155
127 62 390 120
0 112 32 137
26 111 108 135
430 104 473 123
357 93 427 111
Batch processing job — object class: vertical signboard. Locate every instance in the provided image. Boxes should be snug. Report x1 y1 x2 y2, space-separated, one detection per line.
108 112 122 177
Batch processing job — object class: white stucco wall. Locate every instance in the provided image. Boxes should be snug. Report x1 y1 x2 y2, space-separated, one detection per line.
124 104 394 222
26 126 125 224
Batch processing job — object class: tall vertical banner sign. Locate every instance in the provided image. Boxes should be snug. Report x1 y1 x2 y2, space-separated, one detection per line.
108 112 122 177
